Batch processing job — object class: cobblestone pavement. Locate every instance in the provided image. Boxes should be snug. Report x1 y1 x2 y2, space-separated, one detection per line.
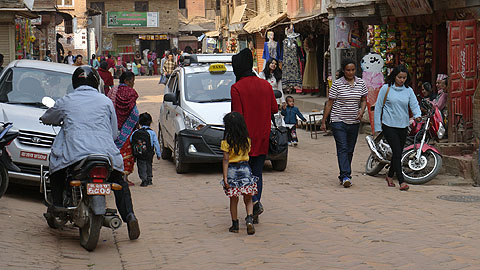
1 76 480 270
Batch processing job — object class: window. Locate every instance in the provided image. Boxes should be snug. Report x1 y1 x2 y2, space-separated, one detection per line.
90 2 105 25
179 0 186 9
135 1 149 12
57 0 73 7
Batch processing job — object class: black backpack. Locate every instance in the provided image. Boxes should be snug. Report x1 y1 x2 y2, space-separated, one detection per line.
132 127 153 160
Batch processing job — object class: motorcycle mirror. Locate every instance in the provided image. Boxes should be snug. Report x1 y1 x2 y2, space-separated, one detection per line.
41 97 55 108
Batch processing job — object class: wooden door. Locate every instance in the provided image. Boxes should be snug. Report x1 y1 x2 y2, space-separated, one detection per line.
448 20 477 141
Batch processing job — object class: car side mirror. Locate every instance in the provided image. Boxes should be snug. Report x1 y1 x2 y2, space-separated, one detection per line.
273 90 282 99
164 92 178 105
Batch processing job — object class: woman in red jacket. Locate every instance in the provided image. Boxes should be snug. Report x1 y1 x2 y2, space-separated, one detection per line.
231 48 278 224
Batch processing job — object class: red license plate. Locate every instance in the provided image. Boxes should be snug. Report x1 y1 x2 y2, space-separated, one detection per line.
20 151 47 160
87 183 111 195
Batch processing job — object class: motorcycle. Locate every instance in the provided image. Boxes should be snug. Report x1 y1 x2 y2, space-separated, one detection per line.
0 122 20 198
41 154 124 251
365 100 444 184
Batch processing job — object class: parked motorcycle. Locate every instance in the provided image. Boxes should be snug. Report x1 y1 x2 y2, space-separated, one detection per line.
0 122 20 198
365 100 444 184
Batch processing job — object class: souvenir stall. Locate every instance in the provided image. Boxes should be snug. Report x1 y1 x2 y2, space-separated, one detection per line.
15 18 36 59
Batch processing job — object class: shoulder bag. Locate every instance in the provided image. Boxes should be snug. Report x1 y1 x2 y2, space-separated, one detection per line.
380 86 390 122
269 115 288 155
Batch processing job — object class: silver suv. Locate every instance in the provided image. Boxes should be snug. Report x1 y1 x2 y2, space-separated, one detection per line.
0 60 77 185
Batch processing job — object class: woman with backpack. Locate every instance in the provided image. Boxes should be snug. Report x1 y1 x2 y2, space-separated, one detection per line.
107 71 139 186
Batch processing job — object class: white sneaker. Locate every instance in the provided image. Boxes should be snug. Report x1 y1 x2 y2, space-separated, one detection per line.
288 142 293 146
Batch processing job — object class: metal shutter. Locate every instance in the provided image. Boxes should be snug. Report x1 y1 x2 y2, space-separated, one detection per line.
0 24 12 65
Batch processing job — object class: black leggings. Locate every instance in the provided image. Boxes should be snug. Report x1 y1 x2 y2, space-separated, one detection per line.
382 124 408 184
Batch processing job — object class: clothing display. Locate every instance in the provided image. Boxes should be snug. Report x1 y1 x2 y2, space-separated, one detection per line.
302 37 319 93
282 38 302 89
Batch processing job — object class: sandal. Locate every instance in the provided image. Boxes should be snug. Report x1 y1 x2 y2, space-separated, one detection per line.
399 183 409 191
385 177 395 187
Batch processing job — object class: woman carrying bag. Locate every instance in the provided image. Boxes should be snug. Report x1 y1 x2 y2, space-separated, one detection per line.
373 65 421 191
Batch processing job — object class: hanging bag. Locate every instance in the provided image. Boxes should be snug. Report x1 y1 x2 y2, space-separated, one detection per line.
269 115 288 155
380 86 391 122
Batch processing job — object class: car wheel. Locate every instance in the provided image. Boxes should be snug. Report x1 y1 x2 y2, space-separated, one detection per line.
174 138 189 174
158 126 172 160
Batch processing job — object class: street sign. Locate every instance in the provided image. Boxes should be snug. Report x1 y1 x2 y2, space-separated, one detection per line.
107 12 158 27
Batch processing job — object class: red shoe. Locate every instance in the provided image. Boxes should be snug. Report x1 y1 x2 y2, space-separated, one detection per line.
127 180 135 186
385 177 395 187
399 183 409 191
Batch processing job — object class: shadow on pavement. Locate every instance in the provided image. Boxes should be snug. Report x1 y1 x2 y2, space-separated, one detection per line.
3 182 44 203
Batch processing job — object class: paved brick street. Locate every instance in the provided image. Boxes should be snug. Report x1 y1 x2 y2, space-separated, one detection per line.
1 76 480 270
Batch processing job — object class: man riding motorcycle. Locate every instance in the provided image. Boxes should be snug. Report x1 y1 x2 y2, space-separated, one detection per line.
40 66 140 240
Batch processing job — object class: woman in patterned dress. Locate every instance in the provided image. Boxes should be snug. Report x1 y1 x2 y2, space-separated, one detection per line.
108 71 139 186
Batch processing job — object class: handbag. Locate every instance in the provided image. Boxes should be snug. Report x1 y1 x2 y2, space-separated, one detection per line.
159 75 167 84
269 115 288 155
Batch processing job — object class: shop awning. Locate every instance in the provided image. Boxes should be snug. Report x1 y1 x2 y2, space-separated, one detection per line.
231 4 247 24
178 36 199 42
205 30 219 37
243 12 288 34
179 23 207 32
386 0 433 17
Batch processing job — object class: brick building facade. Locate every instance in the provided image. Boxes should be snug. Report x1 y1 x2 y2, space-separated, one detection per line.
87 0 178 60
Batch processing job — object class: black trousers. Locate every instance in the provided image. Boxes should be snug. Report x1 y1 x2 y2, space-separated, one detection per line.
49 168 135 222
137 158 153 184
382 124 408 184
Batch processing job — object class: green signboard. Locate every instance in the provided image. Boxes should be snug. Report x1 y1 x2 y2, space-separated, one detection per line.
107 12 158 28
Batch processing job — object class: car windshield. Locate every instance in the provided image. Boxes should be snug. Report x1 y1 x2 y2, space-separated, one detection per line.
0 67 74 104
184 71 235 103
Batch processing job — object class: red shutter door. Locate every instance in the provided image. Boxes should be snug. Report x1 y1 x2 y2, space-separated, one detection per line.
448 20 477 141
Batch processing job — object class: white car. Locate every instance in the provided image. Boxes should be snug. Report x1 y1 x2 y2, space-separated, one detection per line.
158 54 288 173
0 60 77 185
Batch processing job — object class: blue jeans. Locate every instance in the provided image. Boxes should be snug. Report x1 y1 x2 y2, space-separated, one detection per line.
250 155 266 203
330 122 360 181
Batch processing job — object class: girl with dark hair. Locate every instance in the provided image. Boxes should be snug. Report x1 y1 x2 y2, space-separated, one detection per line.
373 65 421 191
107 70 139 186
259 58 284 103
221 112 258 235
421 82 435 101
321 59 367 188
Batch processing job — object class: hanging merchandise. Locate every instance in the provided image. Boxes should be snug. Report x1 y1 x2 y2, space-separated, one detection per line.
226 37 238 53
15 18 35 59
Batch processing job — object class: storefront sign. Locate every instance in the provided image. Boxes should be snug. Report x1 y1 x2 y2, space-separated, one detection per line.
74 28 87 50
206 38 216 53
387 0 433 17
107 12 158 28
138 34 169 40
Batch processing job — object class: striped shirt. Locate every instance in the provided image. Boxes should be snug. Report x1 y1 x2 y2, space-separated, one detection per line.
329 76 367 124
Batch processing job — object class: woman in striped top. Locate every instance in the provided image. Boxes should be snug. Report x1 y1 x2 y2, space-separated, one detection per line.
321 59 367 188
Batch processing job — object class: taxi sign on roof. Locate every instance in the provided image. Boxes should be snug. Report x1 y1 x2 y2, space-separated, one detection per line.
209 63 227 73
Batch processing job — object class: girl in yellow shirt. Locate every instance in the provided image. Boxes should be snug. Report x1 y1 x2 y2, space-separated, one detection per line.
221 112 258 235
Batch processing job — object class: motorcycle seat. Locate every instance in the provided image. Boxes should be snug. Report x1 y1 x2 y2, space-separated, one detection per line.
73 154 112 171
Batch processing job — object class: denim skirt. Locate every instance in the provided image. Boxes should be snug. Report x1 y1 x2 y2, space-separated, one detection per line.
221 161 258 197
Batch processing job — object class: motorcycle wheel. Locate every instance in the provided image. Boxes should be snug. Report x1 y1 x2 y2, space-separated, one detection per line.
79 210 103 251
0 165 8 198
401 149 442 185
365 153 386 176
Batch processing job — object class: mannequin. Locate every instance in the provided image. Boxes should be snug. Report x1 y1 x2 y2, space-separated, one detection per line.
282 25 302 93
263 31 282 62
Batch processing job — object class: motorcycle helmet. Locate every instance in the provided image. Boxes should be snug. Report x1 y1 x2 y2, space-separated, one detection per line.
72 66 100 90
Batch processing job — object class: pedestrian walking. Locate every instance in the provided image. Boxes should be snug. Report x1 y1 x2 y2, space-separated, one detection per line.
73 55 83 66
107 71 139 186
374 65 421 191
131 112 161 187
162 53 176 78
321 59 367 188
98 61 114 95
221 112 258 235
64 51 74 65
43 50 53 62
90 54 100 69
259 58 285 103
231 48 278 224
281 96 306 146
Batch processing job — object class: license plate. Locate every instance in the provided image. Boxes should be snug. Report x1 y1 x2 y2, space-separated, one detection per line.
87 183 111 195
